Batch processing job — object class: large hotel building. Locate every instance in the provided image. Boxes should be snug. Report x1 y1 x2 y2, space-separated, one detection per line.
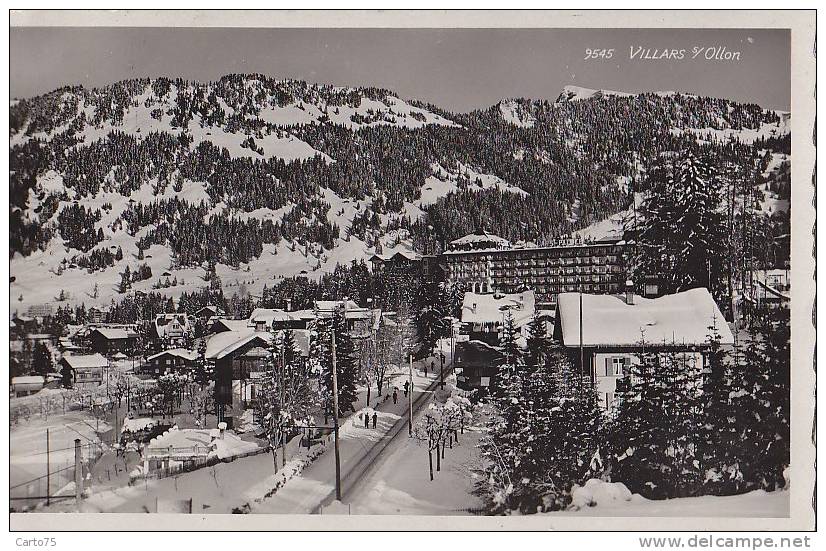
441 231 631 310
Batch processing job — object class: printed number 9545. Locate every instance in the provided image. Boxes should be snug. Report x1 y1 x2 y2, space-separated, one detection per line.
584 48 614 60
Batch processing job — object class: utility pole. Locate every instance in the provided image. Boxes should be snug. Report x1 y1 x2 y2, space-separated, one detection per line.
74 438 82 505
408 353 413 437
46 429 50 506
330 305 342 502
579 286 584 389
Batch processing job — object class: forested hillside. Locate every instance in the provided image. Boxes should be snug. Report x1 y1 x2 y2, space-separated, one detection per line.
9 76 790 309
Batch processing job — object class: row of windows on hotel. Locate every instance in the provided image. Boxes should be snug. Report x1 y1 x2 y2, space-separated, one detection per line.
445 254 621 267
449 264 624 276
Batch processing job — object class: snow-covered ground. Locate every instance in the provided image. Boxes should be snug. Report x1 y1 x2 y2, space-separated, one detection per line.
345 403 484 515
545 479 789 518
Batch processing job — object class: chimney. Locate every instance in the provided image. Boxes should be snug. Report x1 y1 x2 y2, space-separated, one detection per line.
625 280 635 305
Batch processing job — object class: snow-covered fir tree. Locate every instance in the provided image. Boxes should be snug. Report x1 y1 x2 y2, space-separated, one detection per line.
636 154 732 314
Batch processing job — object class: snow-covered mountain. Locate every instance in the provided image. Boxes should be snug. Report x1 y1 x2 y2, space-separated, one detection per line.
10 76 790 310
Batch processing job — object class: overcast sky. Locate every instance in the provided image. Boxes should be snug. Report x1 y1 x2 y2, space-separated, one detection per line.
10 27 790 111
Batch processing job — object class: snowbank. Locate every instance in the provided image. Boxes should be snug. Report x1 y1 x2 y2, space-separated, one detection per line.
569 478 635 510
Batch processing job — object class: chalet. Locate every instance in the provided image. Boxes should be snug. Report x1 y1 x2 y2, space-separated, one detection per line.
59 353 109 388
248 308 306 331
88 327 138 355
87 308 105 324
453 340 505 391
206 330 272 417
369 250 422 273
194 305 224 320
460 290 536 347
553 287 734 410
205 328 310 419
208 318 249 335
146 348 198 377
153 313 191 344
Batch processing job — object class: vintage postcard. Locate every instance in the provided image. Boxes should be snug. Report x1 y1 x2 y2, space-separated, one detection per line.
6 9 816 532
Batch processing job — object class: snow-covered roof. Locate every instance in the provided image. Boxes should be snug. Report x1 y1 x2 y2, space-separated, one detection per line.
205 330 271 360
555 288 733 348
154 313 190 338
248 308 299 325
11 375 45 386
90 327 130 340
461 291 536 327
147 427 213 453
211 318 249 332
450 231 511 248
147 348 199 362
315 299 361 312
61 353 109 369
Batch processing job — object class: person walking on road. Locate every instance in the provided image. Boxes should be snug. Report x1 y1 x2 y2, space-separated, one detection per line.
372 411 377 429
403 380 409 397
364 410 370 428
393 389 398 404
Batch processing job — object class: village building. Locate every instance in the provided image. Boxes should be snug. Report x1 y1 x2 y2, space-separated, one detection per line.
453 340 505 392
88 326 138 356
59 353 109 388
744 268 791 311
205 327 311 421
553 286 734 410
248 308 307 331
10 375 46 398
145 348 198 377
208 318 250 335
460 290 536 347
194 305 224 320
152 313 191 345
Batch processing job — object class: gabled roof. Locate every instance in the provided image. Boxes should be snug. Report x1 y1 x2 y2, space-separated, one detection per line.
90 327 130 340
315 300 361 312
555 288 734 348
147 348 199 362
210 318 249 332
248 308 299 325
205 330 271 360
61 353 109 369
461 291 536 327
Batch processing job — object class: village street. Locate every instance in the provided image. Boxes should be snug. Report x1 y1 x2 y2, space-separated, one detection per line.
252 355 454 514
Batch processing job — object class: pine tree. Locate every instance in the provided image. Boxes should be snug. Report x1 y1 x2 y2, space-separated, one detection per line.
194 338 212 387
329 310 359 415
636 154 731 312
31 342 53 377
701 322 748 495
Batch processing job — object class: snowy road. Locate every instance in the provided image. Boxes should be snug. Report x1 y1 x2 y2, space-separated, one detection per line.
343 392 484 515
253 361 448 514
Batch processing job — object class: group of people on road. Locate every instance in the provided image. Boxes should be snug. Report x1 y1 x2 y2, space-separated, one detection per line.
360 409 378 429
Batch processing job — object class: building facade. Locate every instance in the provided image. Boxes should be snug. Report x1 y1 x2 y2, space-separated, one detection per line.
442 233 630 309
